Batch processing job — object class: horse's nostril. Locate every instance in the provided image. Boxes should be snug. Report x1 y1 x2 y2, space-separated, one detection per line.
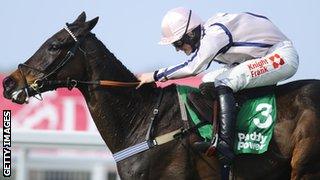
2 76 16 90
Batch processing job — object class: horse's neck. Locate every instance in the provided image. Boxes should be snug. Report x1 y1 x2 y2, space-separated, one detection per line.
83 88 156 152
77 36 158 152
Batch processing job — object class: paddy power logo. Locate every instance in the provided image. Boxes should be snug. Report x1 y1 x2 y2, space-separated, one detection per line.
237 132 268 151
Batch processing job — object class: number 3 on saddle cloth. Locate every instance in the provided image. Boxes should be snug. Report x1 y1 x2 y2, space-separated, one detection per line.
176 84 277 155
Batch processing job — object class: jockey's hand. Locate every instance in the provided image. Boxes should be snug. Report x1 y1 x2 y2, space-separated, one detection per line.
136 72 155 89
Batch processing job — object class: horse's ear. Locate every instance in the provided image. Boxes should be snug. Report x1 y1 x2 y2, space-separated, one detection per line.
83 17 99 32
72 12 87 24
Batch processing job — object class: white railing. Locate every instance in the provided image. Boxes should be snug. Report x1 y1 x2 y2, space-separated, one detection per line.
10 129 107 149
0 129 119 180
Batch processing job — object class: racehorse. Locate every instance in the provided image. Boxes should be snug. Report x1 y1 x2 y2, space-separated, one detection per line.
2 12 320 180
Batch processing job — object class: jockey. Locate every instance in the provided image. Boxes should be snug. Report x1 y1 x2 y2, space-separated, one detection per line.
137 7 299 165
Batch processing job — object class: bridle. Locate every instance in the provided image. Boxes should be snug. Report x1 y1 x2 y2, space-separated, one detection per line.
17 24 139 103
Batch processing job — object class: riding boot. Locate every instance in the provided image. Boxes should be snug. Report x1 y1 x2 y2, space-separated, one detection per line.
214 85 236 165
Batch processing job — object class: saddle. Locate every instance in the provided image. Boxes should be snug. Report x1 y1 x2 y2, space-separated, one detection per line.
187 83 277 153
186 83 277 123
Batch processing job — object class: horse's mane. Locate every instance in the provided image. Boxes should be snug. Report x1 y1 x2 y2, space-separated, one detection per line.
86 33 138 83
84 32 165 94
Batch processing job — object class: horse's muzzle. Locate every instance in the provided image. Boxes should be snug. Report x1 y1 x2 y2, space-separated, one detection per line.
2 76 16 99
2 76 29 104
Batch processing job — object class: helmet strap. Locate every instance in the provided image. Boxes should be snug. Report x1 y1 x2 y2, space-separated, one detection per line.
173 10 201 53
179 10 201 53
183 10 192 35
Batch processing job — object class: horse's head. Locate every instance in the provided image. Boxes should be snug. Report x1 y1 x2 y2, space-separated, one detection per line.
2 12 99 104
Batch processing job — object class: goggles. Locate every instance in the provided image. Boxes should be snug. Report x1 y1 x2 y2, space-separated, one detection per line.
172 40 184 49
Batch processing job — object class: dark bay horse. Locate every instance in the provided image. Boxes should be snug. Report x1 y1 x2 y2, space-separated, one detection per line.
2 12 320 179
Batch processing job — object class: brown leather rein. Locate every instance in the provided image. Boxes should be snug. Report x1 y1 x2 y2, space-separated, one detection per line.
22 78 141 103
32 78 141 90
99 80 140 87
69 79 141 88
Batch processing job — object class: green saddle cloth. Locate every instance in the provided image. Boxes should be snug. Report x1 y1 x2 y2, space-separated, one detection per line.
176 86 213 141
176 85 276 155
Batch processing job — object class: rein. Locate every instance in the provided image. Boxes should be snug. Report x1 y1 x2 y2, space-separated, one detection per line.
30 78 140 91
66 79 140 88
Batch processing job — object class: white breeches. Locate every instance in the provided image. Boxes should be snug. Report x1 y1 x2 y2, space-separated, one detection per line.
202 41 299 92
